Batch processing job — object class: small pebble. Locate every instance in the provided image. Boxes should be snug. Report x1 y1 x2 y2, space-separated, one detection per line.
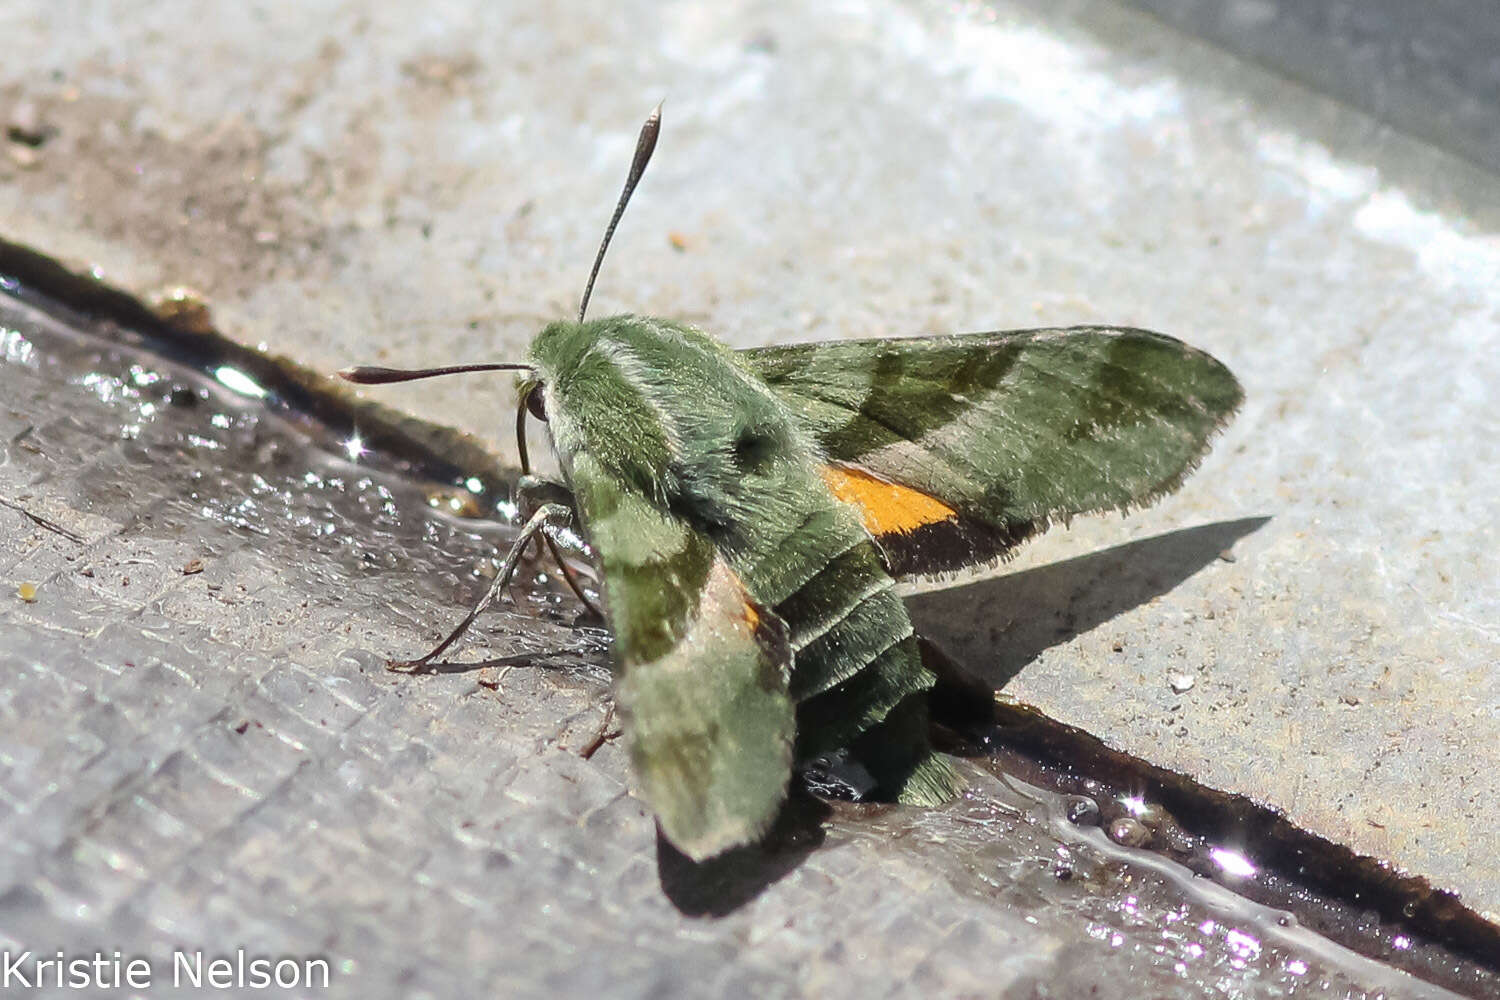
1169 673 1195 694
6 144 40 169
7 100 54 145
153 289 216 335
182 558 205 575
1131 801 1169 829
1109 817 1152 848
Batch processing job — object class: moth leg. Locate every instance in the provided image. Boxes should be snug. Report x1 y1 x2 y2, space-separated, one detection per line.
515 476 570 566
517 475 603 620
516 475 573 571
578 701 619 760
544 536 602 620
517 474 577 513
390 502 573 672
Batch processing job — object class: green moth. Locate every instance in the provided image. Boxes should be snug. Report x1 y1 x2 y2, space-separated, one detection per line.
341 108 1242 861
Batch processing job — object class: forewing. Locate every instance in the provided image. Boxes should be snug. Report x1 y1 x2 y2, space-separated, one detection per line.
741 327 1243 580
567 450 796 861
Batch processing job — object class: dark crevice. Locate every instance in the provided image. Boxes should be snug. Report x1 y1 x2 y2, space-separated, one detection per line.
924 638 1500 998
0 235 512 503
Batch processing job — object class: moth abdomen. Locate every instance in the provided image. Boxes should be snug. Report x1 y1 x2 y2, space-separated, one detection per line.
793 637 932 752
845 692 957 805
785 582 911 699
764 508 962 804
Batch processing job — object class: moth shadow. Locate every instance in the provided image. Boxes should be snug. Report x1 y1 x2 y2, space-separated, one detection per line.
657 790 831 917
907 517 1270 692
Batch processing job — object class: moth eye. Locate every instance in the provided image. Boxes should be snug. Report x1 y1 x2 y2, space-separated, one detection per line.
526 385 548 422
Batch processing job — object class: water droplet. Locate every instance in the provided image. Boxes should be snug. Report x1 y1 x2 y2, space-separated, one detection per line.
1065 795 1101 826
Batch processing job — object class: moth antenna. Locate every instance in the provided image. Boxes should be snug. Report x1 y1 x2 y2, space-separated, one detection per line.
339 362 533 385
578 103 662 322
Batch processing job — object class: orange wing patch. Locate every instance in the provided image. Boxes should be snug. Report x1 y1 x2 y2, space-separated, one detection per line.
821 463 957 537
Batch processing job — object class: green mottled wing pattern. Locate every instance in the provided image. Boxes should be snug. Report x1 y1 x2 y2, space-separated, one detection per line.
742 327 1243 579
529 316 962 860
567 449 798 860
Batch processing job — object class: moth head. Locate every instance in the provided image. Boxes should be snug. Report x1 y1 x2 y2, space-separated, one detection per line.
336 105 663 474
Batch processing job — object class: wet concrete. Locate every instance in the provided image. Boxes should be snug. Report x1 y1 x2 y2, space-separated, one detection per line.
2 274 1491 998
3 0 1500 990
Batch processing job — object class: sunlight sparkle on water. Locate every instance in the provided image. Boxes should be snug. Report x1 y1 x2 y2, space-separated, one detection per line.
1209 846 1257 878
1224 928 1261 959
344 433 367 461
214 365 267 399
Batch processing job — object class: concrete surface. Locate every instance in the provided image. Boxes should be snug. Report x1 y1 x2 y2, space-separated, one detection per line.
1118 0 1500 175
3 292 1447 999
2 0 1499 984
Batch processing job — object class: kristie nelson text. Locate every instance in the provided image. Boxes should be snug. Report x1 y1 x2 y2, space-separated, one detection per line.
2 950 331 990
